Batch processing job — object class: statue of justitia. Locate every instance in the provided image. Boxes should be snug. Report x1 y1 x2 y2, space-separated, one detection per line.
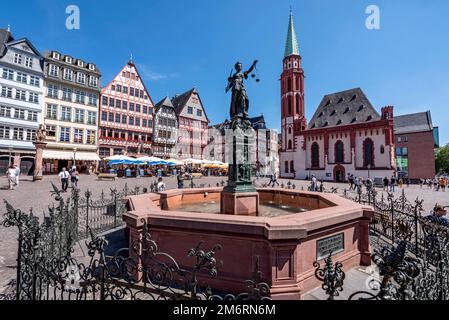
35 124 46 143
226 60 258 120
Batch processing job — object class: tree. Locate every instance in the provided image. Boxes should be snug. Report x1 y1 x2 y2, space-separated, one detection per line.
435 144 449 174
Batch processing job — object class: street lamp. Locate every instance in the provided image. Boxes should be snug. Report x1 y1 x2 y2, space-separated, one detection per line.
8 145 13 167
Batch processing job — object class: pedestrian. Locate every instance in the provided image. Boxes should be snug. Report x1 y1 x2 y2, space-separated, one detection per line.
419 179 424 189
269 173 280 187
390 175 396 193
6 165 17 190
59 167 70 192
348 174 354 191
383 177 389 191
311 175 318 191
366 177 373 193
157 177 166 192
177 171 185 189
70 167 79 189
14 165 20 188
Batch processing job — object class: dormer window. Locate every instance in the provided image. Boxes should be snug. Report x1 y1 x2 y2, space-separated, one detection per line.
310 123 316 129
351 117 357 123
358 105 365 112
350 94 357 101
336 120 342 125
337 97 344 104
65 56 72 64
52 52 60 60
323 121 329 127
366 115 373 121
325 99 331 107
88 64 96 71
77 60 84 67
318 112 323 118
343 107 350 114
330 110 336 116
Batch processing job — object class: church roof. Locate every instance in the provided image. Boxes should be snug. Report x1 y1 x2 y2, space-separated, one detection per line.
308 88 381 129
284 12 300 58
394 111 433 134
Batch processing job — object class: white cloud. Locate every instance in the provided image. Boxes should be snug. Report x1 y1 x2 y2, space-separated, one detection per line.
137 64 179 81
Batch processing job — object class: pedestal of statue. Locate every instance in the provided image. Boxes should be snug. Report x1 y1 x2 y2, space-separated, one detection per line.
33 141 47 181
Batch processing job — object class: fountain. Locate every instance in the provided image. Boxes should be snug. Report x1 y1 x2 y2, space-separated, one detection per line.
123 61 374 299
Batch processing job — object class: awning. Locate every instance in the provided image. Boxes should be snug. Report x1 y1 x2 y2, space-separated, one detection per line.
43 150 101 161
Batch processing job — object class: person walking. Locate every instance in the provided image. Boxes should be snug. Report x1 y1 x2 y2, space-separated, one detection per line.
14 165 20 189
157 177 166 192
348 174 354 191
177 171 185 189
59 167 70 192
269 173 280 187
6 165 17 190
70 167 79 189
383 177 389 191
390 175 396 193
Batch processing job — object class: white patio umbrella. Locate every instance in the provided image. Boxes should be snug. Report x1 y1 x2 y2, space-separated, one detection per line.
166 158 184 166
138 156 164 163
105 155 136 161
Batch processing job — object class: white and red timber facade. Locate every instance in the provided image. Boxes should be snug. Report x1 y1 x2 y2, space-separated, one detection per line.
99 60 154 158
171 88 209 160
280 12 396 181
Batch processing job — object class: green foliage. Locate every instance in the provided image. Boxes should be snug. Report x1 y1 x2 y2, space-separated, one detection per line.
435 144 449 174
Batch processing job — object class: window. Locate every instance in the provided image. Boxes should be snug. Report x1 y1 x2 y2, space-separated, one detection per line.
101 111 107 121
46 125 56 138
397 136 408 143
102 96 108 106
140 90 144 98
0 106 11 117
46 104 57 119
111 85 116 91
29 75 40 86
363 138 374 167
148 119 153 127
60 106 72 121
115 113 121 123
296 95 300 114
63 68 74 81
62 88 72 101
27 111 38 122
123 86 128 94
288 140 292 150
122 101 128 110
74 109 85 123
136 104 141 113
285 161 289 174
60 127 70 142
288 78 292 91
28 92 39 103
0 126 10 139
88 93 97 106
197 109 202 117
380 145 385 154
142 119 147 127
108 113 114 122
149 107 153 114
135 118 140 126
1 86 13 98
2 68 14 80
75 91 85 104
87 111 97 125
109 98 115 107
87 130 96 145
130 88 134 96
290 161 295 173
187 107 193 114
116 100 121 109
396 147 408 156
74 129 84 144
311 143 320 168
89 76 98 87
26 129 36 141
129 116 134 125
14 53 22 65
12 128 24 140
76 72 86 84
116 85 122 92
122 115 127 124
15 90 26 101
335 141 344 163
49 64 59 77
24 56 33 68
129 103 135 111
143 106 148 114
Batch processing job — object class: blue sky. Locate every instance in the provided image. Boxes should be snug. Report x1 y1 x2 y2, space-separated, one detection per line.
2 0 449 144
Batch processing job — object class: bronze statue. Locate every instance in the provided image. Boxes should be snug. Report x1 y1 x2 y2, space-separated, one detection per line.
35 124 46 143
226 60 258 119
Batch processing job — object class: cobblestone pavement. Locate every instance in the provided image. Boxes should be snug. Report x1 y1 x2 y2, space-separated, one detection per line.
0 174 446 297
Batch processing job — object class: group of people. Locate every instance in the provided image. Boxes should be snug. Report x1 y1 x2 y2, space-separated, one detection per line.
6 165 21 190
419 177 449 192
58 166 79 193
347 174 374 193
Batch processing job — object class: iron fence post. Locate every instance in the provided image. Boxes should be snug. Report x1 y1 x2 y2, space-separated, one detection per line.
414 202 419 255
113 190 118 229
86 192 91 239
15 231 23 300
390 196 395 244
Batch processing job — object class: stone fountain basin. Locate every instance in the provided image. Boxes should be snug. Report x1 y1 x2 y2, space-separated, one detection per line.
124 188 374 300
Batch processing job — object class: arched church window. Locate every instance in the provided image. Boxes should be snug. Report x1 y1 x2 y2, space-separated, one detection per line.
363 138 375 167
296 77 299 91
335 141 344 163
288 78 292 92
285 161 289 173
288 97 292 115
290 161 295 173
288 127 292 134
288 140 293 150
380 145 385 154
311 143 320 168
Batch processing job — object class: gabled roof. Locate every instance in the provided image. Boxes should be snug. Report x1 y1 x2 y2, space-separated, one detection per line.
0 28 14 57
308 88 381 129
171 88 210 122
5 37 42 58
284 11 300 58
249 115 267 130
394 111 433 134
154 96 175 112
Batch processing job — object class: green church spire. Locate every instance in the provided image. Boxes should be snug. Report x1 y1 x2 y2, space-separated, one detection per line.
284 10 300 58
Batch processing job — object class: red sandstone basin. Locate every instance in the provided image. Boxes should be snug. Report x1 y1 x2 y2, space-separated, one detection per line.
124 188 374 300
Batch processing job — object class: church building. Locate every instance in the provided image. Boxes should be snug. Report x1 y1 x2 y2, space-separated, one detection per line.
279 12 396 182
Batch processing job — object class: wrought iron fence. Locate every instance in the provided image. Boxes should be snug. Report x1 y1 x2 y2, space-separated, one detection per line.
1 188 271 301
